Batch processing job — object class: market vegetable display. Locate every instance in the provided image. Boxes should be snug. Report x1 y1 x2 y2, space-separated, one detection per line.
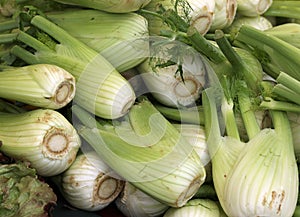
0 0 300 217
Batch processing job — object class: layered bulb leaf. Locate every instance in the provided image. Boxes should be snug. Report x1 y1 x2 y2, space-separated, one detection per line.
115 182 169 217
224 15 273 36
163 198 221 217
53 0 151 13
209 0 238 32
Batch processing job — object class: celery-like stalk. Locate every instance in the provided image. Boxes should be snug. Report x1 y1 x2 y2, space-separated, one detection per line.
8 14 136 119
264 23 300 49
233 25 300 81
264 1 300 19
72 99 206 208
215 29 263 95
260 97 300 112
272 71 300 105
154 103 205 125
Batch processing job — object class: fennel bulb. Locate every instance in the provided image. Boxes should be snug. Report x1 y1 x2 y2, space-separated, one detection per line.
52 151 125 211
203 83 298 217
0 109 81 177
224 15 273 36
0 64 76 109
236 0 273 17
173 123 212 182
137 39 207 108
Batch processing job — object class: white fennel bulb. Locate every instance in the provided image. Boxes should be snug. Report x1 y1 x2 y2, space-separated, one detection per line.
54 151 125 211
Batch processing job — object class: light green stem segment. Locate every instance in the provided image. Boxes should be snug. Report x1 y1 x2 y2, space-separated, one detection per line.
269 109 294 146
276 71 300 96
154 104 205 125
234 25 300 81
260 97 300 112
264 1 300 19
273 84 300 105
202 87 224 157
271 71 300 106
237 81 261 140
72 99 206 207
